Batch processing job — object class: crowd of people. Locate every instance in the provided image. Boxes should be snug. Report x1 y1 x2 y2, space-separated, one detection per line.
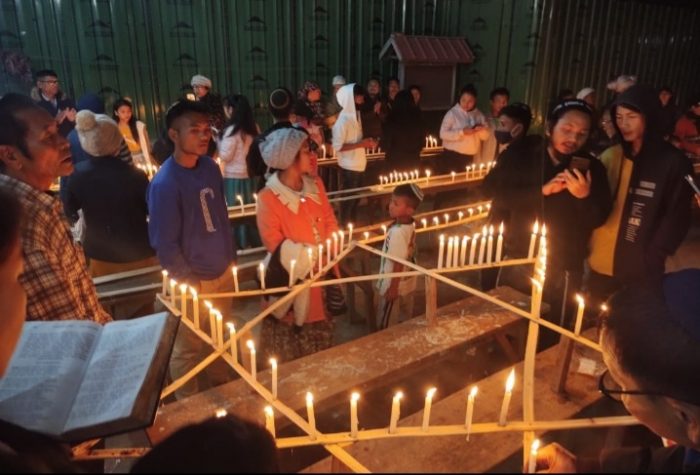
0 64 699 472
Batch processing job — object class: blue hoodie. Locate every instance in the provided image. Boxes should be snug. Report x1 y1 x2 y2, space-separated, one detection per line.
147 155 235 282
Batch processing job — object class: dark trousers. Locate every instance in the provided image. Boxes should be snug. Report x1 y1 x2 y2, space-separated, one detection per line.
340 168 363 225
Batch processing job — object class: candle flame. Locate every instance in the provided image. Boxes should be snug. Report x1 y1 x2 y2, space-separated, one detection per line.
226 322 235 332
601 303 609 312
394 391 404 401
506 369 516 392
179 283 187 292
541 223 547 237
253 193 258 202
215 311 222 322
246 339 255 351
162 270 168 277
499 222 504 234
575 294 585 306
269 357 277 368
264 405 273 416
451 171 456 177
489 225 494 236
533 221 539 234
204 300 212 310
433 217 439 225
531 438 541 455
363 232 369 240
215 408 228 418
306 392 314 403
482 225 487 235
232 266 238 274
169 280 176 289
426 387 437 399
351 392 360 402
189 286 197 297
469 386 478 398
458 211 464 219
426 169 431 177
381 225 387 234
421 218 428 228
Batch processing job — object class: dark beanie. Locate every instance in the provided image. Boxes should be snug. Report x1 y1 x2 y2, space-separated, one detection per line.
499 102 532 131
268 88 293 113
547 99 592 128
76 93 105 114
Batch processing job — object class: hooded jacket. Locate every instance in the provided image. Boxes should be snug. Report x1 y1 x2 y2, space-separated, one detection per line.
589 85 694 284
332 84 367 172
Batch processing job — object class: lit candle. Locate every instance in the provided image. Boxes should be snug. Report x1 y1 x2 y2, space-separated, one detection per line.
468 208 474 217
339 230 345 251
205 300 215 342
381 224 387 237
574 294 585 335
438 234 445 269
347 223 353 242
421 218 428 229
451 235 460 267
321 144 326 159
389 391 403 434
426 169 431 183
421 387 437 431
528 221 539 259
179 283 188 319
539 224 547 256
307 247 313 277
190 287 199 329
444 213 450 225
227 322 237 362
479 163 485 176
264 406 276 438
259 262 266 290
247 339 257 381
425 136 429 149
326 238 331 264
465 386 477 441
253 193 258 210
306 392 317 439
446 237 454 269
161 270 168 295
458 211 464 221
350 392 360 438
403 172 409 181
236 194 245 214
486 225 494 265
528 439 541 473
270 358 278 399
496 222 504 263
433 216 439 226
318 244 323 273
363 231 369 241
232 266 239 293
451 171 456 183
169 278 176 306
478 227 487 264
498 369 515 426
332 232 338 258
465 166 470 180
460 235 469 266
469 233 479 265
216 311 223 348
215 408 227 418
289 259 296 288
477 205 483 214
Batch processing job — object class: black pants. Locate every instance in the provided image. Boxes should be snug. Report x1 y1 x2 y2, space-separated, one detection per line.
340 168 363 225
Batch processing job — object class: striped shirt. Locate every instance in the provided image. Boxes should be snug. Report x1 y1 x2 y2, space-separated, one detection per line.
0 174 111 324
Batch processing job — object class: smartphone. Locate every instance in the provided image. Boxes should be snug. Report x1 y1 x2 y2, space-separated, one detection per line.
569 156 591 173
685 174 700 196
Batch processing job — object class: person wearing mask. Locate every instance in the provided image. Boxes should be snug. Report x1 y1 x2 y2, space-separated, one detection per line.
30 69 76 137
476 86 510 165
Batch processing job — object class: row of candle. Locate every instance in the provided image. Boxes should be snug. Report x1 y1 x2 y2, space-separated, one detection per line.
366 145 382 155
424 135 440 148
527 221 548 259
436 223 504 268
234 193 258 214
378 169 424 186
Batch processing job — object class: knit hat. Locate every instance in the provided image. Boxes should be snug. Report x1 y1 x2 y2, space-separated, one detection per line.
606 75 637 93
190 74 212 89
547 99 593 129
76 93 105 114
259 127 308 170
332 75 347 86
576 87 595 101
75 110 124 158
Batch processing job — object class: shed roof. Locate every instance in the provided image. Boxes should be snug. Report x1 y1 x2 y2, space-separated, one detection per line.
379 33 474 65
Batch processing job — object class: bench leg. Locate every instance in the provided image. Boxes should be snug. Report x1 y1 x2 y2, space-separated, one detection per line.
494 331 519 364
425 276 438 326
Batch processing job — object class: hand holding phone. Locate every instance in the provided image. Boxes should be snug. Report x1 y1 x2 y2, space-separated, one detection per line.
569 156 591 173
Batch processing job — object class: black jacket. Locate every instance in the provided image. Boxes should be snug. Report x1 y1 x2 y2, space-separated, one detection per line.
34 95 76 138
381 110 425 168
63 157 155 263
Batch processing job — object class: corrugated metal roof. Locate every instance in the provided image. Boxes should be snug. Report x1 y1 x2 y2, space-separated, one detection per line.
379 33 474 65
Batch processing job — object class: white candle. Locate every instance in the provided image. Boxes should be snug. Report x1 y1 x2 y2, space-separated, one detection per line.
528 221 539 259
161 270 168 295
247 339 257 381
264 406 276 438
421 387 437 431
348 223 353 243
498 369 515 426
350 392 360 438
465 386 477 441
425 136 429 149
169 278 176 306
318 244 324 273
487 226 494 265
339 230 345 251
458 211 464 221
270 358 278 399
421 218 428 229
259 262 266 290
231 266 239 293
403 172 409 181
253 193 258 211
444 213 449 225
190 287 199 329
363 231 369 241
306 392 317 439
451 171 456 183
179 284 188 319
465 166 470 180
468 208 474 217
460 236 469 266
432 216 439 226
389 391 403 434
478 227 487 264
446 237 454 269
321 144 326 159
479 163 485 176
452 235 460 267
236 194 245 214
539 224 547 257
216 311 223 349
438 234 445 269
332 232 339 258
381 224 387 237
574 294 585 335
496 222 504 263
326 238 331 264
528 439 541 473
205 300 215 342
227 322 237 362
425 169 431 183
469 233 479 265
307 247 313 278
289 259 296 288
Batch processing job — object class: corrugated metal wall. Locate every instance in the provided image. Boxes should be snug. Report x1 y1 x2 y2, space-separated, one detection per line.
1 0 698 134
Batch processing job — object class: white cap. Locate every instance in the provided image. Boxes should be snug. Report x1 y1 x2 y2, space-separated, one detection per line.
576 87 595 100
332 75 347 86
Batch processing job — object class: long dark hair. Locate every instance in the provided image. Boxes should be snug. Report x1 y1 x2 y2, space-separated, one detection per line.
112 98 139 144
386 90 416 123
223 95 258 138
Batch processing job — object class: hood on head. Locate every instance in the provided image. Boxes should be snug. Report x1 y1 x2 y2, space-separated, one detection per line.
336 83 357 119
611 84 663 148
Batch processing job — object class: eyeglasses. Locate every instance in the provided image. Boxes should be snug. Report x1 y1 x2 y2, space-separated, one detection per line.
40 79 59 85
598 369 666 402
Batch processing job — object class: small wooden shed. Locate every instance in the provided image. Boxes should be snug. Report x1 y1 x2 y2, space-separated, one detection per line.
379 33 474 110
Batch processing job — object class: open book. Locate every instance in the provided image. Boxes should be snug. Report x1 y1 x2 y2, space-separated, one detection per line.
0 312 178 442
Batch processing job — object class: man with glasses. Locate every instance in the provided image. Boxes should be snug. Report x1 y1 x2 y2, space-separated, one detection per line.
534 269 700 472
31 69 77 137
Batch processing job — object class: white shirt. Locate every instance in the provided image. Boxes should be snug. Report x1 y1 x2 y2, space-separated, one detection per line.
439 104 489 156
377 222 417 296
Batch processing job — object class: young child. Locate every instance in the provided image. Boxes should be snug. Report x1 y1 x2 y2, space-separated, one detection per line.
376 183 423 330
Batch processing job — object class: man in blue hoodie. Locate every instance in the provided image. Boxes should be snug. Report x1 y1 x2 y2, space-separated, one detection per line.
147 99 237 399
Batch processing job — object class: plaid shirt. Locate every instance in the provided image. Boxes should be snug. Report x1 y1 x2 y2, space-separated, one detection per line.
0 175 111 324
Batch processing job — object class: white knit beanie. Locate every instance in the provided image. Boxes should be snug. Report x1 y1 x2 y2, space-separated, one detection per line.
190 74 212 89
75 110 124 158
259 128 308 170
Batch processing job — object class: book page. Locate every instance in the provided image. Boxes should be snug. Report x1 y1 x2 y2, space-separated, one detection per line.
63 312 169 432
0 321 101 435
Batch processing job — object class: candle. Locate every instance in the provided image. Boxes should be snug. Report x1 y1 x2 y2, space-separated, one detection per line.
381 224 387 237
446 237 454 269
498 369 515 426
487 226 494 265
339 230 345 251
270 358 278 399
332 232 339 258
496 222 504 263
306 247 313 278
539 224 548 257
478 227 487 264
214 408 227 418
326 238 331 264
425 169 431 183
306 392 317 439
205 300 215 342
318 244 323 273
421 387 437 431
289 259 296 288
451 235 460 267
433 216 439 226
438 234 445 269
259 262 266 290
574 294 585 335
444 213 450 225
465 166 470 180
528 439 541 473
253 193 258 209
479 163 485 176
468 208 474 217
247 339 257 381
389 391 403 434
458 211 464 221
469 233 479 265
227 322 237 362
451 171 456 183
460 236 469 266
350 392 360 438
363 231 369 241
216 311 223 348
528 221 539 259
403 172 409 181
321 144 326 159
231 266 239 293
348 223 353 242
421 218 427 229
236 194 245 214
264 406 276 438
425 136 429 149
477 205 483 214
179 283 188 319
190 287 199 329
169 278 176 306
465 386 477 441
161 270 168 295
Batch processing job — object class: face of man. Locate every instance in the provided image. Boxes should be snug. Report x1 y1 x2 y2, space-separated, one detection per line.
495 115 523 144
37 75 59 100
490 94 509 116
388 80 400 99
615 105 645 146
659 91 672 107
550 110 591 156
459 93 476 112
168 112 212 157
192 85 209 100
366 80 380 97
307 89 321 102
